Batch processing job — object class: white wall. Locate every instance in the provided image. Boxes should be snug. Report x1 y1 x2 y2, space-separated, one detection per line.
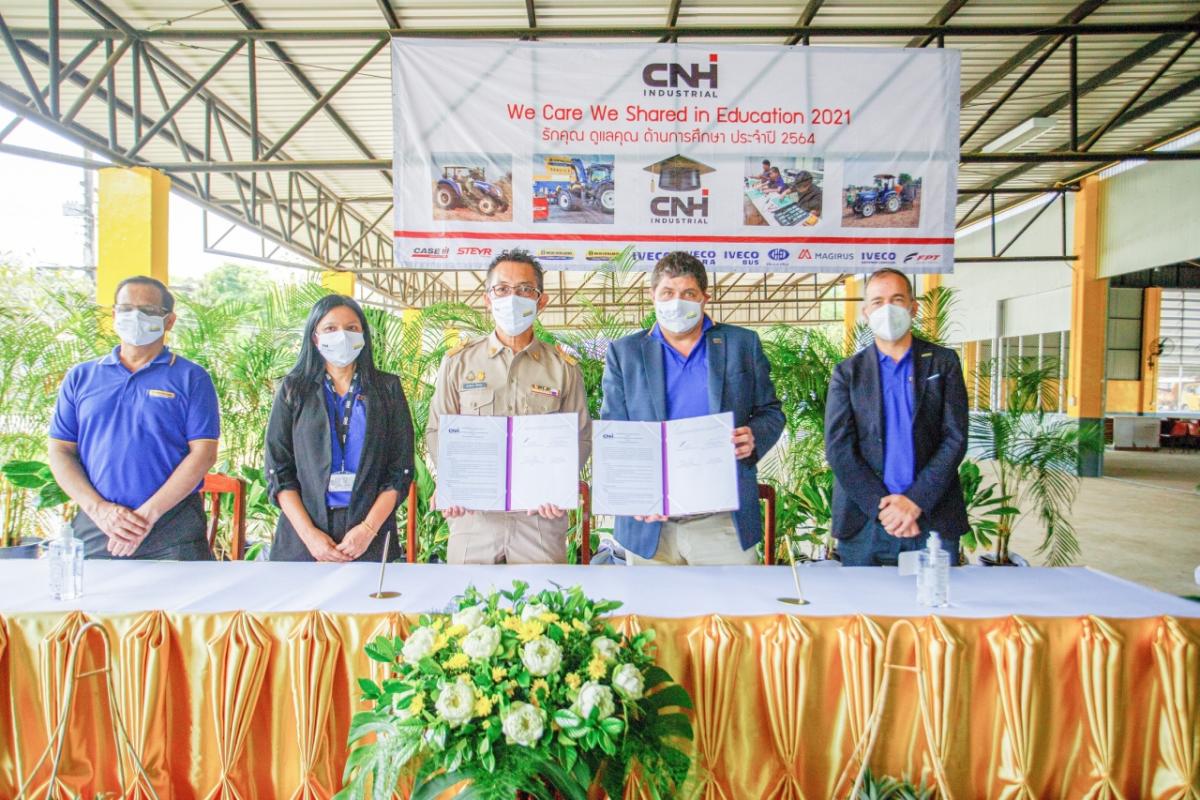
943 193 1075 344
1099 159 1200 278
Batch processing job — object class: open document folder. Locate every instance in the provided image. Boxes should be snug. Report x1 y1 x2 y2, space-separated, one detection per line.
435 413 579 511
591 412 739 517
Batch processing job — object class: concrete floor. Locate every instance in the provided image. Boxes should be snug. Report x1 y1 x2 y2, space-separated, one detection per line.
995 449 1200 596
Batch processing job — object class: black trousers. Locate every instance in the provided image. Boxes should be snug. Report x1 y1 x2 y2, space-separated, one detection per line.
270 506 400 562
72 493 213 561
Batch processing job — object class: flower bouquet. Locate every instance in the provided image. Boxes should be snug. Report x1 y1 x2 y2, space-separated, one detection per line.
336 581 694 799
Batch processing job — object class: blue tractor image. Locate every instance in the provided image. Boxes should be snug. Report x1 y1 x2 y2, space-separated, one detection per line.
847 173 914 218
540 157 615 215
434 165 509 216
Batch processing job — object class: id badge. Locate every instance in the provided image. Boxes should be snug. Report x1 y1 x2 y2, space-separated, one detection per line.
328 471 356 492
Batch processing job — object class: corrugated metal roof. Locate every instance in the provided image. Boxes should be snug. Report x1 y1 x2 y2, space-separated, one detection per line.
0 0 1197 313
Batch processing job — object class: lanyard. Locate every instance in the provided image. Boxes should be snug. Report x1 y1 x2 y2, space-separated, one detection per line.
324 371 360 472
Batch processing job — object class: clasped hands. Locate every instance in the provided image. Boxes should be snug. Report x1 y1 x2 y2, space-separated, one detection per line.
879 494 921 538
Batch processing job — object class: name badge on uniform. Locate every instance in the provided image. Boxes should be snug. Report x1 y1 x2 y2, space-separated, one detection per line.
531 384 559 397
328 471 356 492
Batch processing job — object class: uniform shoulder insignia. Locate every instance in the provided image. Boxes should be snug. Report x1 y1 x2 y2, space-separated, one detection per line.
446 342 466 358
554 344 578 366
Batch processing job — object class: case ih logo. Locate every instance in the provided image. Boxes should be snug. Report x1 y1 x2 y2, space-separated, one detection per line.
903 252 941 264
456 246 493 257
642 54 718 90
412 247 449 259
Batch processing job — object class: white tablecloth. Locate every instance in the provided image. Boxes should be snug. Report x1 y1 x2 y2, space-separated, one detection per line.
1 561 1196 618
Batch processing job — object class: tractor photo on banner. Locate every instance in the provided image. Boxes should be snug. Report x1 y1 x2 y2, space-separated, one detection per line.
391 40 960 273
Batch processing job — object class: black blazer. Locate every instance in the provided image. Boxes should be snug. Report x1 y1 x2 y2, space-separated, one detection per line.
824 336 969 540
264 370 415 561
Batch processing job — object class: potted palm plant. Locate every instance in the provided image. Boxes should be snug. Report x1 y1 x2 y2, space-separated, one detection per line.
968 357 1101 566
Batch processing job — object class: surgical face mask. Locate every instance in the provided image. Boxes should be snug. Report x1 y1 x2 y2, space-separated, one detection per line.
113 310 166 347
490 294 538 336
316 329 365 367
655 298 703 335
867 303 913 342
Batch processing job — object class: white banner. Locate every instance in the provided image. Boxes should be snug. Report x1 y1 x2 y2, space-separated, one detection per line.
391 40 959 273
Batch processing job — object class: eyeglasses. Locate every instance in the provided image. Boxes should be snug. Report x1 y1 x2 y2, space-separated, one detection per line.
487 283 542 299
114 303 168 316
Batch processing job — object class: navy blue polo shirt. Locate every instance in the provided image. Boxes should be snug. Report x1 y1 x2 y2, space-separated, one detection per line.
49 346 220 510
651 316 713 420
879 348 915 494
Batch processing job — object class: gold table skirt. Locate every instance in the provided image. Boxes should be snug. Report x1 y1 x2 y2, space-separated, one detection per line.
1 610 1198 799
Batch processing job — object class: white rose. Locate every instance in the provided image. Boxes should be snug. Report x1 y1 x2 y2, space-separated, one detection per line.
501 701 546 747
591 636 619 662
574 681 616 721
521 637 563 677
461 625 501 661
402 627 436 665
521 602 549 623
612 663 645 700
434 682 475 727
451 605 486 631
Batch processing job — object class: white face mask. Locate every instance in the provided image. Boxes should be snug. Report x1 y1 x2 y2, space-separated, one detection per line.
316 329 365 367
867 303 913 342
113 310 166 347
655 298 703 335
490 294 538 336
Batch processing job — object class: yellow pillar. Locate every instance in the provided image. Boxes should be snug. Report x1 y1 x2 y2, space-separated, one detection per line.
843 274 861 353
922 273 943 294
321 270 356 296
960 340 978 409
1140 287 1162 414
97 167 170 307
1067 176 1107 476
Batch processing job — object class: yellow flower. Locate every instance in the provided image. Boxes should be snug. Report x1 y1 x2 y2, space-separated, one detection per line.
445 653 470 671
491 666 508 682
555 621 572 637
572 619 589 633
408 694 425 716
457 673 472 685
531 678 549 704
430 633 450 654
482 719 492 730
564 672 581 690
538 612 560 624
587 655 608 680
517 619 545 643
501 615 522 632
446 623 469 639
474 695 494 717
505 685 516 697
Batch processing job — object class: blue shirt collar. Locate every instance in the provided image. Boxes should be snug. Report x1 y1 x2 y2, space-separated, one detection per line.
650 315 714 345
876 345 912 368
99 345 174 368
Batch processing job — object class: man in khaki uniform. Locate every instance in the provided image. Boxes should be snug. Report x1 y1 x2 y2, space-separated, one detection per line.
427 250 590 564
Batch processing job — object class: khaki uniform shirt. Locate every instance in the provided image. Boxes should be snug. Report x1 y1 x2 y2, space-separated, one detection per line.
426 331 591 563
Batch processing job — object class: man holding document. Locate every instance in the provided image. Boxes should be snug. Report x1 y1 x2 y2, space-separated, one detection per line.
427 250 590 564
599 252 784 565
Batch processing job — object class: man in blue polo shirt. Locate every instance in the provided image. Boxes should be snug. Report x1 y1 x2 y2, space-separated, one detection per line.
601 251 785 565
48 276 220 560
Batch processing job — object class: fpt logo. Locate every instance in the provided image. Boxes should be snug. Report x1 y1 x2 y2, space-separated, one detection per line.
456 246 493 257
645 155 714 225
642 53 718 94
768 248 789 261
903 252 942 264
861 251 897 263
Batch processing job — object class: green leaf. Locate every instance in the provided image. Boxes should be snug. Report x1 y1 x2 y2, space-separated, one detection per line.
412 771 472 800
554 709 582 729
645 684 693 711
642 665 672 689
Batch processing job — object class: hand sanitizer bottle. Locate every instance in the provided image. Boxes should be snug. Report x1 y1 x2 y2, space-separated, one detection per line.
48 523 83 601
917 531 950 608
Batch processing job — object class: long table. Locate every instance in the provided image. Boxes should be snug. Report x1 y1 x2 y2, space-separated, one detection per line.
1 562 1197 798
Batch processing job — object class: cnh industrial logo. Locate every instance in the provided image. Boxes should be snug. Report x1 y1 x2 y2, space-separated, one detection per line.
642 54 719 90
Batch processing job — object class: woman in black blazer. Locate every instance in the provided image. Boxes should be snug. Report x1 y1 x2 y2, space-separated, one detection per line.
265 295 415 562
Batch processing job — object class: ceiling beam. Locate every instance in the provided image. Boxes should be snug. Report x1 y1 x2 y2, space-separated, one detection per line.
786 0 825 46
908 0 970 48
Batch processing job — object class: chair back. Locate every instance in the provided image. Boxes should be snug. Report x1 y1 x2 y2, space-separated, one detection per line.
201 473 246 560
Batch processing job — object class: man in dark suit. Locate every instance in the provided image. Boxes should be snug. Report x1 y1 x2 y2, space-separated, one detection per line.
602 252 785 565
825 268 969 566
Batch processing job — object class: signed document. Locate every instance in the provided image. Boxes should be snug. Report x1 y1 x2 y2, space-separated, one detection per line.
436 414 578 511
592 412 738 517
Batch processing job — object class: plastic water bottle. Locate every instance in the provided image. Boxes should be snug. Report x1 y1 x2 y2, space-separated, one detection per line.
48 523 83 601
917 531 950 608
